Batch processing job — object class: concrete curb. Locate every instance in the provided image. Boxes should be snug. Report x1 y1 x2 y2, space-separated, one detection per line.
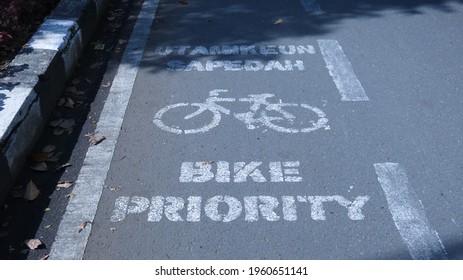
0 0 109 204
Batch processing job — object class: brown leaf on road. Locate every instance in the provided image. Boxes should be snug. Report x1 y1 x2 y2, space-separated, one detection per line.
42 145 56 154
71 78 80 86
53 128 65 136
54 163 72 172
31 153 49 162
46 151 63 162
57 97 65 107
274 19 284 25
94 43 105 50
59 119 75 129
39 254 49 260
64 97 75 108
85 132 107 146
24 181 40 201
102 82 111 88
30 162 48 172
25 239 43 250
90 62 104 69
66 86 79 94
78 221 92 233
65 193 76 199
57 181 73 189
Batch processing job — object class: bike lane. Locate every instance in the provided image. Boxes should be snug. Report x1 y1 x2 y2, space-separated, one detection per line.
50 0 463 259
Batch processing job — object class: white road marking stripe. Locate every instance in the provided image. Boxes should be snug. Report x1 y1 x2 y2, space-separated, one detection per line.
299 0 322 12
374 163 448 260
49 0 160 260
318 40 369 101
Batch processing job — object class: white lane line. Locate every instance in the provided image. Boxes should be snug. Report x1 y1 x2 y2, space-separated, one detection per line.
317 40 369 101
49 0 160 260
374 163 448 260
299 0 322 12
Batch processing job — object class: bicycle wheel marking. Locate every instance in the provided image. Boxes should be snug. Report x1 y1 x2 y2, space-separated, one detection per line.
153 103 189 134
152 90 330 134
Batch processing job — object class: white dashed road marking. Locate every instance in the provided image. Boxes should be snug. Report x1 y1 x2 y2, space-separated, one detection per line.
49 0 160 260
374 163 448 260
318 40 369 101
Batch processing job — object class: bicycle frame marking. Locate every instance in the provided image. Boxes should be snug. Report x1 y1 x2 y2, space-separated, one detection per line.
153 89 330 134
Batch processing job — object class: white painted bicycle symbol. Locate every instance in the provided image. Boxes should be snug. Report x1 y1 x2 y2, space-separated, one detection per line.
153 89 330 134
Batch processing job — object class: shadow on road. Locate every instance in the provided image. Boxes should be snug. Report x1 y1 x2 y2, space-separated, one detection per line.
0 0 462 260
137 0 462 74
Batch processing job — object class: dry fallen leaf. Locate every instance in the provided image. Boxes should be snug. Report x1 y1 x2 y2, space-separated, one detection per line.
57 181 73 189
59 119 75 129
102 82 111 88
71 78 80 85
44 225 52 229
49 119 63 127
57 97 66 107
78 221 92 233
94 43 105 50
25 239 42 250
46 151 63 162
42 145 56 154
118 39 127 44
53 128 65 136
104 185 121 191
39 254 49 260
24 181 40 201
31 153 49 162
90 62 104 69
65 193 76 199
274 19 284 25
109 22 122 29
30 162 48 172
66 86 78 94
85 132 106 146
55 163 72 172
65 97 75 108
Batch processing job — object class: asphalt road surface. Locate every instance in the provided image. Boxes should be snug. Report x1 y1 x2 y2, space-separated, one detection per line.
45 0 463 259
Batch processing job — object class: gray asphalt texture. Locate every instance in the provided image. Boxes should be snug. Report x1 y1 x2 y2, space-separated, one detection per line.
80 0 463 259
2 0 461 260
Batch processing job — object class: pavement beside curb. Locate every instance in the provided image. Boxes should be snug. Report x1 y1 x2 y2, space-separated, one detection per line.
0 0 110 205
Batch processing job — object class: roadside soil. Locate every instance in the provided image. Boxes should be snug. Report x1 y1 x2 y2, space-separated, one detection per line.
0 0 60 74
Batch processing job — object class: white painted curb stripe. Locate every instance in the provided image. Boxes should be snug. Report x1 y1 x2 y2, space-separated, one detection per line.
299 0 322 12
374 163 448 260
49 0 160 260
318 40 369 101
